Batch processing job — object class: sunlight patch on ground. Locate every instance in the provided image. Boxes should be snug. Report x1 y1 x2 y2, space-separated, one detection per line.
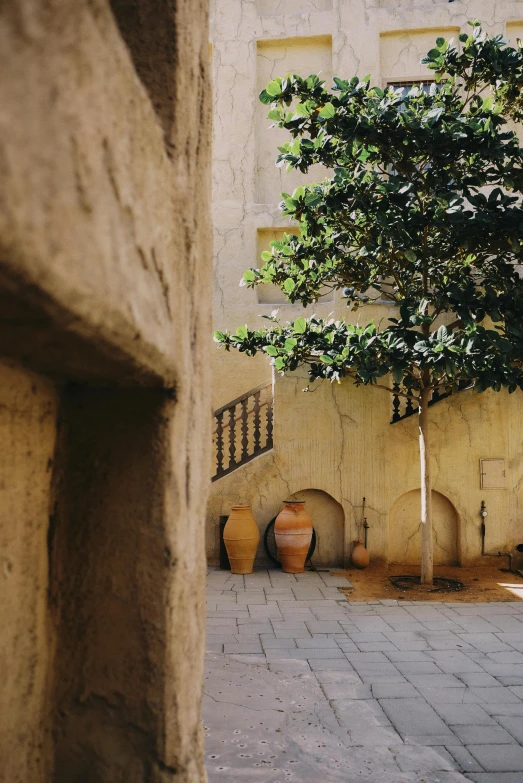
499 583 523 600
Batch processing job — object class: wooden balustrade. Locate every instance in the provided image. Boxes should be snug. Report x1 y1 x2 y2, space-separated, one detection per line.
391 379 473 423
212 382 274 480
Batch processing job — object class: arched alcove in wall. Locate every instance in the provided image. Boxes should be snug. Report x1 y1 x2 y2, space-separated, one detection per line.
290 489 345 567
388 489 459 565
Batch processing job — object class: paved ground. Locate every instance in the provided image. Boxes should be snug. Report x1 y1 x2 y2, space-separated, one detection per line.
204 568 523 783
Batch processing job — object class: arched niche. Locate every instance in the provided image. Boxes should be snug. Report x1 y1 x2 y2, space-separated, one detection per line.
388 489 459 565
291 489 345 568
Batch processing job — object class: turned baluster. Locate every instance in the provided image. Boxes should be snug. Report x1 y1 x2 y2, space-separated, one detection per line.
391 383 401 422
228 404 236 468
241 397 249 461
253 391 261 451
215 411 224 475
266 394 273 448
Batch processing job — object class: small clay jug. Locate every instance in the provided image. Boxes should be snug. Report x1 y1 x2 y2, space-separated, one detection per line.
275 500 313 574
223 505 260 574
351 540 369 569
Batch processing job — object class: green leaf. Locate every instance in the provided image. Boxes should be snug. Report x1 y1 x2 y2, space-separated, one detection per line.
243 270 256 283
305 193 322 207
320 355 333 364
266 79 281 97
275 357 286 371
284 338 297 351
293 317 307 334
294 102 311 116
391 366 403 383
318 102 335 119
235 326 248 340
261 251 272 262
284 278 296 293
213 331 226 342
404 249 417 262
265 345 278 356
267 109 282 121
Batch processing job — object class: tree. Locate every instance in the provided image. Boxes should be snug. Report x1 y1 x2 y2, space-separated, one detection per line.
215 22 523 585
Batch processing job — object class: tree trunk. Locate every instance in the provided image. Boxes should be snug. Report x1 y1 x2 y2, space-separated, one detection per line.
418 386 433 585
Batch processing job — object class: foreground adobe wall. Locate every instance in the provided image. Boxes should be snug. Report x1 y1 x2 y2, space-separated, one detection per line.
0 364 58 782
0 1 211 781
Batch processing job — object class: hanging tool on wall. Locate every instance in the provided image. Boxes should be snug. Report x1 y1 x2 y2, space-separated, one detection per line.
361 496 370 549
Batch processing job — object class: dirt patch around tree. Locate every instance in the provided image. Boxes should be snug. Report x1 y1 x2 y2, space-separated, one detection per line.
335 562 523 602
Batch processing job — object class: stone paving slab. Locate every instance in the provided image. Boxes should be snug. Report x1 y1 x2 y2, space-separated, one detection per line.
204 568 523 782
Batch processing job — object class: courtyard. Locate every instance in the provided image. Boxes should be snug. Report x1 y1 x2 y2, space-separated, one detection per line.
204 568 523 783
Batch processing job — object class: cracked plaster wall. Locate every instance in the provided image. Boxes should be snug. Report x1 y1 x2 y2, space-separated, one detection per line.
210 0 523 566
209 366 523 568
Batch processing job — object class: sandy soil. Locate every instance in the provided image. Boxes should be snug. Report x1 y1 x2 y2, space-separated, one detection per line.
335 562 523 602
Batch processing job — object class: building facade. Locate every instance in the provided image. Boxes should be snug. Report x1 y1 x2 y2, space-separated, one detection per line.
209 0 523 570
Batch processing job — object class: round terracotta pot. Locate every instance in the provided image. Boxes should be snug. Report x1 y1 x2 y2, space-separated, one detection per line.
275 500 313 574
223 505 260 574
351 540 370 569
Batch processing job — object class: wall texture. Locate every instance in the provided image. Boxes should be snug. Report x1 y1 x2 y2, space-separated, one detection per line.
209 0 523 570
0 1 211 781
0 363 58 783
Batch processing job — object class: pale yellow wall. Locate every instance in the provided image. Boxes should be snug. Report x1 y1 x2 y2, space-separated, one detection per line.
210 0 523 567
208 368 523 568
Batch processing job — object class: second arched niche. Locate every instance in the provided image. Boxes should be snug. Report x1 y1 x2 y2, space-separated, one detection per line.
388 489 459 566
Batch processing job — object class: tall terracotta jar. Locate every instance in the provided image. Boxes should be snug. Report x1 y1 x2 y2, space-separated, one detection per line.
275 500 312 574
223 505 260 574
351 540 370 569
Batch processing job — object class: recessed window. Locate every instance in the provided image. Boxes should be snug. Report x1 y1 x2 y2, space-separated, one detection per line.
386 79 436 97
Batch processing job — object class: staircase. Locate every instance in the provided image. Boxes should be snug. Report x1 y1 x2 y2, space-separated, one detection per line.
390 380 473 423
211 375 471 479
212 382 273 481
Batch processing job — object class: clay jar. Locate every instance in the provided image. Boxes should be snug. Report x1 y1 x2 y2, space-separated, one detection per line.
351 540 370 569
223 505 260 574
275 500 312 574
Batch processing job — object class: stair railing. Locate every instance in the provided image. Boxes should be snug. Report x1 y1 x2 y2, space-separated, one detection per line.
391 379 473 423
212 382 273 481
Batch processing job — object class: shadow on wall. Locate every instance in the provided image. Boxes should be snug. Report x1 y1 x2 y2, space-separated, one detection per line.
290 489 345 568
388 489 459 566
